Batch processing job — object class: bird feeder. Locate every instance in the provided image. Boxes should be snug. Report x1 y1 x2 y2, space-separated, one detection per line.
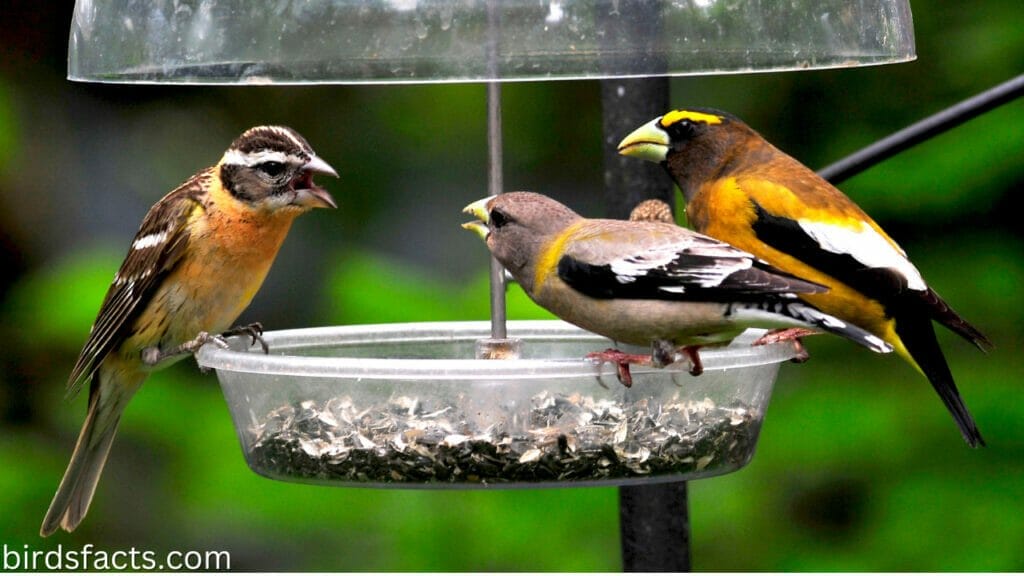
197 321 797 487
68 0 916 569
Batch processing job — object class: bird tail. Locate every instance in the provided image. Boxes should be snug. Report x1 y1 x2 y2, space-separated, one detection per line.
40 372 140 536
893 312 985 448
923 287 992 351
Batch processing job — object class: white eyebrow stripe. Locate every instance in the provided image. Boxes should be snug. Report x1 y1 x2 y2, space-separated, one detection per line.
221 149 305 167
132 230 169 250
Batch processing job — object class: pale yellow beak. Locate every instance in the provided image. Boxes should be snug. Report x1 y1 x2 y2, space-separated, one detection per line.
461 220 489 240
460 196 496 240
617 117 671 163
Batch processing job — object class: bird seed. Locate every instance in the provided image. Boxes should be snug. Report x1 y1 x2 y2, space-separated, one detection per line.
246 391 761 485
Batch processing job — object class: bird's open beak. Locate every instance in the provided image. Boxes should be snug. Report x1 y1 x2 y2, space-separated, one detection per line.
292 154 339 209
617 117 671 163
461 196 495 240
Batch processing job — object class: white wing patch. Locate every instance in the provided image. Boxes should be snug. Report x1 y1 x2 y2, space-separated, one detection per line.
608 239 753 293
798 219 926 291
132 230 169 250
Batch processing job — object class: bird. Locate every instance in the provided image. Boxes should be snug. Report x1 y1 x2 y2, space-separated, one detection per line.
618 108 991 447
629 199 843 361
40 125 338 536
629 198 676 224
461 191 891 385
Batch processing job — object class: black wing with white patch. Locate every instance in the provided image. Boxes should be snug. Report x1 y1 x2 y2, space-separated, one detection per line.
749 199 991 349
748 199 910 304
65 171 208 397
558 235 826 302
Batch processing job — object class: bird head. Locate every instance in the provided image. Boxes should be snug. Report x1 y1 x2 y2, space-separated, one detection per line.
462 192 581 293
628 198 675 224
219 126 338 212
618 109 755 200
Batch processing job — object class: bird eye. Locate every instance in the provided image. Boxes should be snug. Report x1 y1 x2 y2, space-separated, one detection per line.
489 209 511 229
257 161 285 177
666 119 697 141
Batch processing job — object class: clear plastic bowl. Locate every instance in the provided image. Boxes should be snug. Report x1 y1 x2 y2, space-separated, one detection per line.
68 0 915 84
196 320 797 488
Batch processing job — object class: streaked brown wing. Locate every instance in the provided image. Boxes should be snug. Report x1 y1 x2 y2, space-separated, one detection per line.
65 170 209 397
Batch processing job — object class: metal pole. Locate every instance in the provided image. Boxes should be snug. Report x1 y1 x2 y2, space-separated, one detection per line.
601 78 675 217
486 0 506 340
474 0 522 360
594 0 688 568
487 81 507 340
818 73 1024 184
601 76 690 572
619 482 691 571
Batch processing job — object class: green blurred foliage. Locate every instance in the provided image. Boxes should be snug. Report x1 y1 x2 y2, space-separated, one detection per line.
1 0 1022 571
323 250 556 325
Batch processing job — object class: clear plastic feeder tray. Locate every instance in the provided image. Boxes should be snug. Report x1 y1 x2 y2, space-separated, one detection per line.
197 320 798 488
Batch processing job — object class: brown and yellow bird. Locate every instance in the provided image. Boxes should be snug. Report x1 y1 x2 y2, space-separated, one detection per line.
618 108 990 447
41 126 337 536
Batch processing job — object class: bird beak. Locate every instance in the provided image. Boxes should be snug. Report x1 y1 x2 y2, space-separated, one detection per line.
461 196 495 240
461 220 489 240
304 154 339 178
292 154 338 209
617 117 671 163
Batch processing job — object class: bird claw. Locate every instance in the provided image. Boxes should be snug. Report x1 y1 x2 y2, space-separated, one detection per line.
221 322 269 354
586 344 706 387
680 346 704 376
586 348 652 388
751 327 816 364
751 327 819 346
652 341 703 376
187 331 230 353
789 339 810 364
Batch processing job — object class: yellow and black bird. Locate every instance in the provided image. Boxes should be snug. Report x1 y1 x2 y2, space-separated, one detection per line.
618 108 990 447
41 126 337 536
462 192 891 384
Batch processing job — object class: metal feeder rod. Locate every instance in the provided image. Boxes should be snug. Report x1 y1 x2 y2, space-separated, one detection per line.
475 0 521 361
487 80 507 340
819 72 1024 184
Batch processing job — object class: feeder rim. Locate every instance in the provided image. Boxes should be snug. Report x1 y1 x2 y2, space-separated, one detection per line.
195 320 799 381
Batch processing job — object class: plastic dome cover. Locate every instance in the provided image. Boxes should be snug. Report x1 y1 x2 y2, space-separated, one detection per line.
69 0 915 85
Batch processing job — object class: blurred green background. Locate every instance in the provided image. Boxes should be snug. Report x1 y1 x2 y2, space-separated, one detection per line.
1 0 1021 571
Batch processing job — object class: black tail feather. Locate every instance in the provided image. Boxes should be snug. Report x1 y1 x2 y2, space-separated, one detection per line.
922 287 992 351
895 312 985 448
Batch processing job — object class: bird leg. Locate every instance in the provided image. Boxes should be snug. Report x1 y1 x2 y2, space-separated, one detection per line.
585 348 652 388
142 331 229 366
751 327 817 363
221 322 269 354
651 340 704 376
141 323 269 367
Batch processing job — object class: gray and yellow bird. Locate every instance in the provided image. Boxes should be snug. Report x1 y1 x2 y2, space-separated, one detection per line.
462 192 891 384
